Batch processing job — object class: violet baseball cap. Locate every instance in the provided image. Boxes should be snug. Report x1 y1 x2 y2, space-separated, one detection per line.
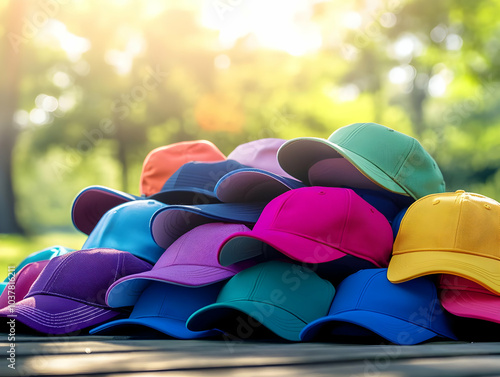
439 274 500 324
0 260 49 309
106 223 254 308
151 202 266 250
83 199 168 264
0 249 152 334
300 269 457 345
215 168 306 203
90 281 224 339
227 138 294 178
0 245 74 295
72 185 141 235
186 260 335 341
149 160 250 205
218 187 394 268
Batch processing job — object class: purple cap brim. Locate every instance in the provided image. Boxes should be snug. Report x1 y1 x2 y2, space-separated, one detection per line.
106 265 238 307
0 295 121 335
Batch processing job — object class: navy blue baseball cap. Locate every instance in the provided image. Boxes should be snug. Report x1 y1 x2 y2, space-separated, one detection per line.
300 268 457 345
149 160 250 205
215 168 306 203
151 202 266 250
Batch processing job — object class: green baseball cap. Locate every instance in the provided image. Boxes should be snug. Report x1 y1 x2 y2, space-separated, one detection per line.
186 260 335 341
277 122 445 200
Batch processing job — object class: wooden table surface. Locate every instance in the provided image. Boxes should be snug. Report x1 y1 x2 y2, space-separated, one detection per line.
2 336 499 377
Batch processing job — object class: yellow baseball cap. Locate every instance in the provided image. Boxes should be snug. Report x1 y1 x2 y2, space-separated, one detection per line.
388 190 500 294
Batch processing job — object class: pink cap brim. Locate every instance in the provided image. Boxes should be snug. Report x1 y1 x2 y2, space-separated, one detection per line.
440 288 500 324
218 229 350 267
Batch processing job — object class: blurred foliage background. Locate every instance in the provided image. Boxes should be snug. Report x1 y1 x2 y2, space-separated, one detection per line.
1 0 500 270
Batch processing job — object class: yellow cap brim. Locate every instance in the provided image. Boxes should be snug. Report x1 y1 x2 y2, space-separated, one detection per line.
387 250 500 294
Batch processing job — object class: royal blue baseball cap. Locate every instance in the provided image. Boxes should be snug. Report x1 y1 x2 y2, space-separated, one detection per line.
90 281 224 339
300 268 457 345
83 200 168 264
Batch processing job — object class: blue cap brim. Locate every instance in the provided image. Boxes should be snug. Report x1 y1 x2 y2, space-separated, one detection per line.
89 316 220 339
300 309 457 345
150 202 266 250
215 168 305 203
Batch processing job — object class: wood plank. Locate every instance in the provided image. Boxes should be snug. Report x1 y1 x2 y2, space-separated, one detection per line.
3 338 499 377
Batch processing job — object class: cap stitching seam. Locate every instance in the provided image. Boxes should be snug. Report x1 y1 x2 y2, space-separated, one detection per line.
40 254 71 292
247 267 265 301
354 271 382 308
454 195 464 249
338 190 351 252
392 248 500 261
338 123 367 145
223 298 308 325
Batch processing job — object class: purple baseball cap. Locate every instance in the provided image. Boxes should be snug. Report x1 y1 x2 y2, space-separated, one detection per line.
106 223 254 308
227 138 295 179
0 249 152 334
72 185 141 235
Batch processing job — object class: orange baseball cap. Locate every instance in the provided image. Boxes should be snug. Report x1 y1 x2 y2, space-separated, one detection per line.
139 140 226 197
388 190 500 294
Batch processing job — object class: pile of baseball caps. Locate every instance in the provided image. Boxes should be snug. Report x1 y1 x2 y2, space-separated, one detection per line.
1 122 499 344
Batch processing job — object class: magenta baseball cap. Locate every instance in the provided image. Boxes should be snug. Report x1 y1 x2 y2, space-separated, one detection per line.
0 249 152 334
228 138 294 178
439 274 500 324
106 223 254 308
218 187 394 267
0 260 49 309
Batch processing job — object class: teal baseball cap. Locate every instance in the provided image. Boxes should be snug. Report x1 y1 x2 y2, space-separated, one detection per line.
277 123 445 200
186 260 335 341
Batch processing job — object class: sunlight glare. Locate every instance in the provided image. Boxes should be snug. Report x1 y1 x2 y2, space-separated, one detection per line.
201 0 322 56
342 11 362 29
